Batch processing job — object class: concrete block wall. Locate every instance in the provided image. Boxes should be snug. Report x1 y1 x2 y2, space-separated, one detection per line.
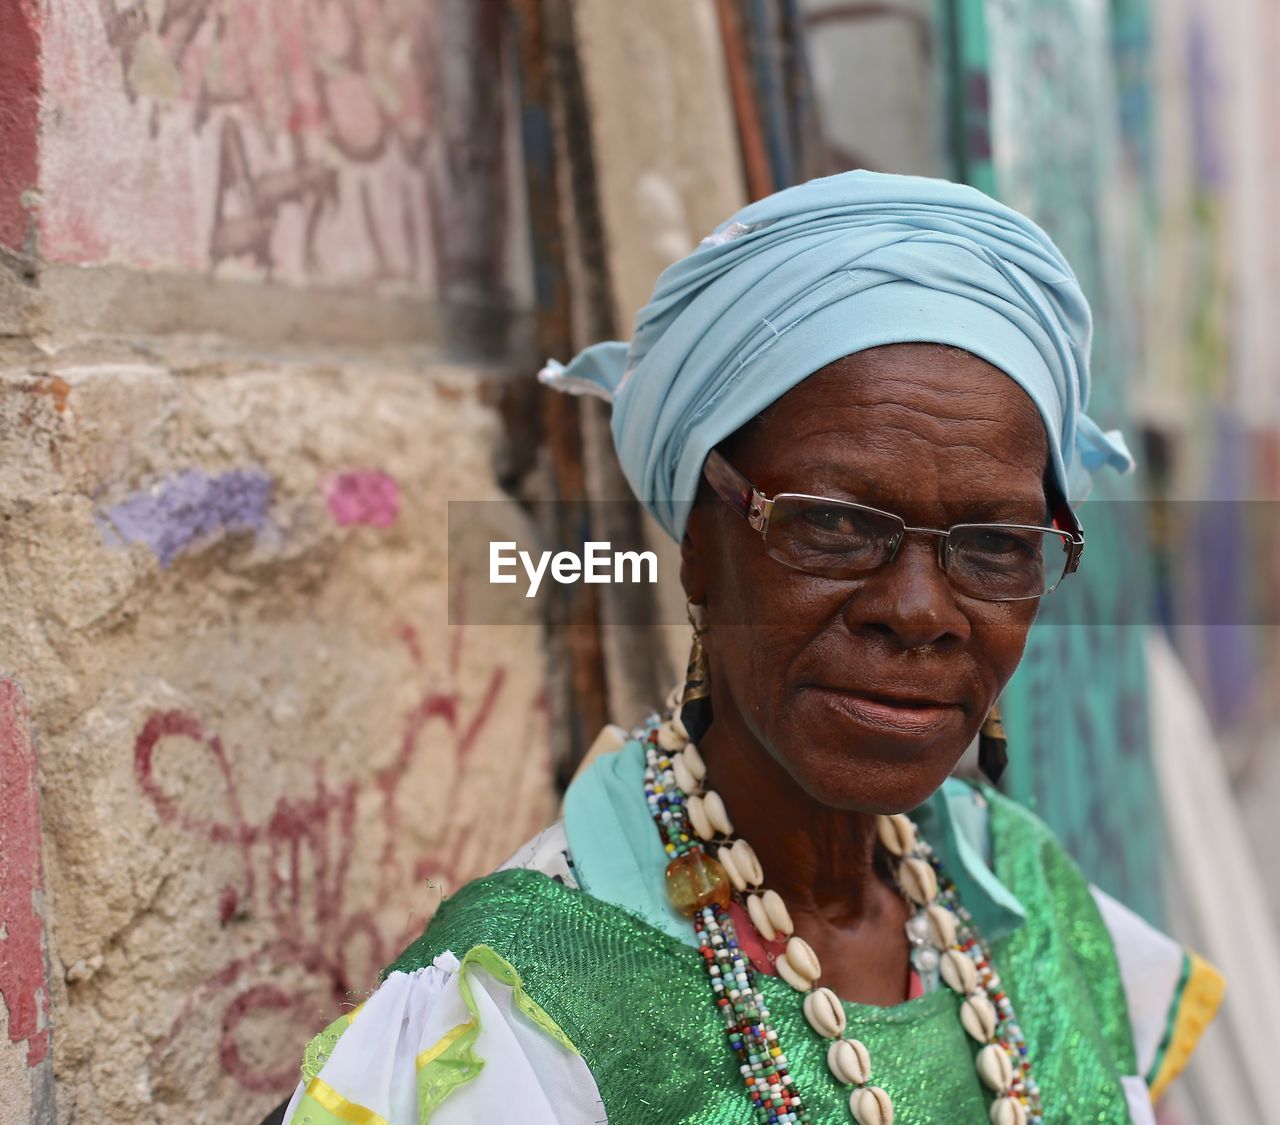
1 2 552 1121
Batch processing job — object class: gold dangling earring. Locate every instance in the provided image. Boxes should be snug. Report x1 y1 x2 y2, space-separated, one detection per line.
680 602 713 743
978 700 1008 785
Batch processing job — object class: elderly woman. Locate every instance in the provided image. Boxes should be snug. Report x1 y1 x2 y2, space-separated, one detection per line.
279 173 1221 1124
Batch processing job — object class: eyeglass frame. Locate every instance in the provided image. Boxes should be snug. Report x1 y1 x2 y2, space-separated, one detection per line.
701 448 1085 601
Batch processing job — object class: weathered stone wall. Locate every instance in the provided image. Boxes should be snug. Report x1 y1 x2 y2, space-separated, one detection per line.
0 2 550 1122
1 343 554 1123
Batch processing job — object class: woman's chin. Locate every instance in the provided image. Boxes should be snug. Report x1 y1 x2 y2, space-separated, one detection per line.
771 712 968 813
799 770 951 815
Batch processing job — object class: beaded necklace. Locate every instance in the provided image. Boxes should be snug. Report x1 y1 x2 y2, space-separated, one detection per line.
640 709 1044 1125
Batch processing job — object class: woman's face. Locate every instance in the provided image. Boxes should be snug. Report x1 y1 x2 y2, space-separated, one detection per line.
682 343 1050 814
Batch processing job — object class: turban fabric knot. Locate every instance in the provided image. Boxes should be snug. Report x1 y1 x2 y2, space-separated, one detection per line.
539 170 1134 541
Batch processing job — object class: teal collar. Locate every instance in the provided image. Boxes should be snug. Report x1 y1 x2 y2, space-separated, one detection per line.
563 738 1026 947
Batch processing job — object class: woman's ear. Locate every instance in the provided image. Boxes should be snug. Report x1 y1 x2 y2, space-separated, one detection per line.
679 509 710 608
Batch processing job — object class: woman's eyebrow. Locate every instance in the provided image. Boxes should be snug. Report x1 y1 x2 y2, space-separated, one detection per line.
942 489 1050 518
774 460 873 491
781 477 1051 525
780 462 1046 508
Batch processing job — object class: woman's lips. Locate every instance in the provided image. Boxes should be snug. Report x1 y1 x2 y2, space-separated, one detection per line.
804 686 965 737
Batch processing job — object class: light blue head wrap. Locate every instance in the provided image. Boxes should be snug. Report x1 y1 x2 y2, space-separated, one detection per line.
540 170 1133 540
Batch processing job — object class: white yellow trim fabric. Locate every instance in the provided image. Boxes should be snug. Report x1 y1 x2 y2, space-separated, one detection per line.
1148 952 1226 1102
283 949 605 1124
1147 631 1271 1122
1088 885 1227 1118
296 1075 391 1124
1089 886 1188 1083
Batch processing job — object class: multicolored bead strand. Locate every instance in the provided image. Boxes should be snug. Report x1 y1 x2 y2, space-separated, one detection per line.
696 902 808 1124
644 722 811 1123
639 706 1045 1125
905 830 1044 1124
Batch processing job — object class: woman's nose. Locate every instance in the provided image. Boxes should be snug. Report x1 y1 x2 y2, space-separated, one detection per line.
843 535 971 649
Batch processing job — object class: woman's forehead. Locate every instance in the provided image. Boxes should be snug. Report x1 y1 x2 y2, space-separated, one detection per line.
738 347 1047 458
725 346 1050 510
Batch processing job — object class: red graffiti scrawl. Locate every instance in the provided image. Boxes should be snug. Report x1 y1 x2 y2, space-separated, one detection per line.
137 611 550 1093
0 678 51 1066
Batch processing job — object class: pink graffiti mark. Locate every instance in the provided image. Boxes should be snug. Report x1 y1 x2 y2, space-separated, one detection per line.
0 0 39 255
325 469 400 528
140 608 547 1094
0 678 50 1067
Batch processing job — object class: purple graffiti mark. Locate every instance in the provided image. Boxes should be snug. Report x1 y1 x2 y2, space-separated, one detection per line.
139 609 550 1093
96 468 272 568
325 469 400 528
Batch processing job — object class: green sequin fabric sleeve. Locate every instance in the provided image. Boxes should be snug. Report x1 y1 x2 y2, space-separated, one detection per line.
984 786 1138 1076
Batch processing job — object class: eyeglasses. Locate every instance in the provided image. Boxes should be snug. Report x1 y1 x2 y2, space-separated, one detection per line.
702 450 1084 602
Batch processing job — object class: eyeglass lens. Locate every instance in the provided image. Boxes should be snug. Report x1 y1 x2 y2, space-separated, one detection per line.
765 497 1070 601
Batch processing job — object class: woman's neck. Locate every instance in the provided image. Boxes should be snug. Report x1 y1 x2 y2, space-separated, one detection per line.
694 707 915 1005
697 710 889 926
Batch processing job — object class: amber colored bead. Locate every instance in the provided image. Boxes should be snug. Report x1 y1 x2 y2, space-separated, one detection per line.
665 851 733 916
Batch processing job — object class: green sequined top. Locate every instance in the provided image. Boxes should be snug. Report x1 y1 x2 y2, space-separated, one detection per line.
386 747 1140 1124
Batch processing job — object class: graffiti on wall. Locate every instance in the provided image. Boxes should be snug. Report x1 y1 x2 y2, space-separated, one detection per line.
94 464 409 568
325 468 401 528
0 678 51 1068
95 467 274 568
56 0 510 289
0 0 40 254
137 614 550 1093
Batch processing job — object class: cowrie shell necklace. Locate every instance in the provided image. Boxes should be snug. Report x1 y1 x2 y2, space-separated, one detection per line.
642 707 1043 1125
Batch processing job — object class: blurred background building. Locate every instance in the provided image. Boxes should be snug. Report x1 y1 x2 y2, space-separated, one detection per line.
1 0 1277 1121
